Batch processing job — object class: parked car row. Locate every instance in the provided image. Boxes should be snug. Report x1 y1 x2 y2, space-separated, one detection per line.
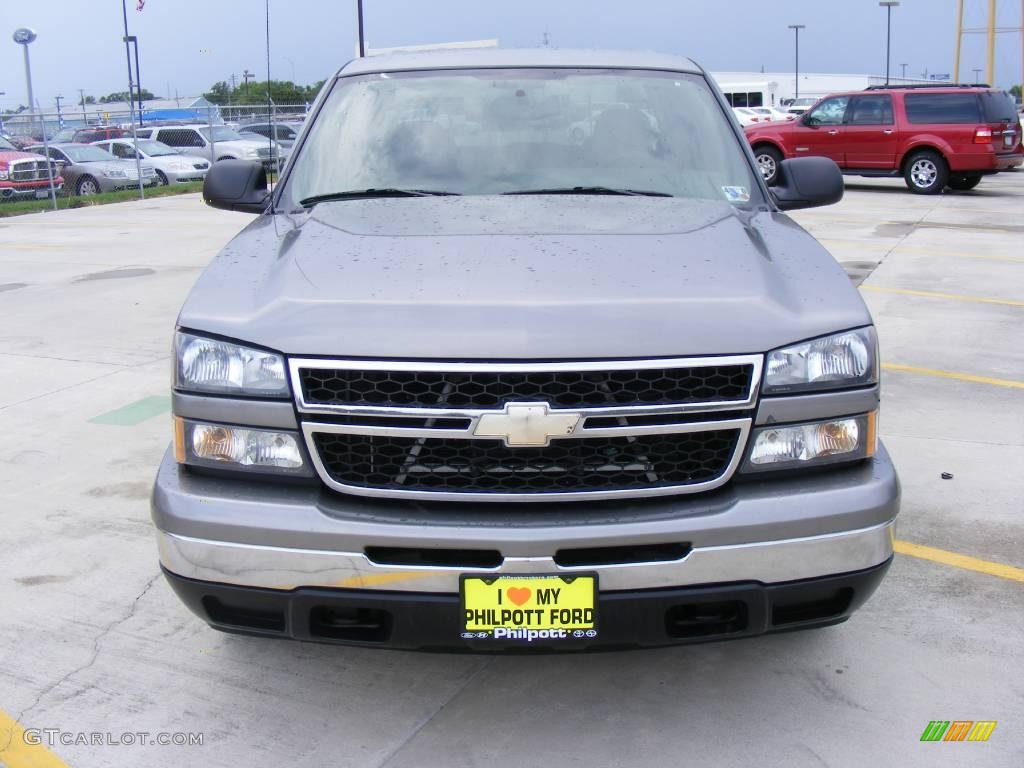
26 143 159 195
731 107 794 126
1 116 304 200
746 84 1023 194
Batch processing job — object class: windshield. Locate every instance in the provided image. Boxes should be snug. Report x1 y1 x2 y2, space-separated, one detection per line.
135 140 179 156
282 68 759 207
198 126 245 142
0 136 15 151
64 145 118 162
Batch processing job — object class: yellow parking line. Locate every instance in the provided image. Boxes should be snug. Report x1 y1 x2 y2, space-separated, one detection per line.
861 285 1024 307
882 363 1024 390
820 240 1024 264
894 540 1024 583
0 709 71 767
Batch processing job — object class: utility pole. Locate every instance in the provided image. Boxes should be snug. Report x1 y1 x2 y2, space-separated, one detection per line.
986 0 997 85
787 24 805 100
357 0 366 56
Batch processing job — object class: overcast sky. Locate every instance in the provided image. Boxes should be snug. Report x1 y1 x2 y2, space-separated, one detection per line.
1 0 1021 110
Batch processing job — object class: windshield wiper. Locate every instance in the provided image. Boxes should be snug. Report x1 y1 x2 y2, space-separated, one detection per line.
503 186 673 197
300 188 459 207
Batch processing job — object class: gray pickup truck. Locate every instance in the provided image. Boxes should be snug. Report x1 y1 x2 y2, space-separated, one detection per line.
152 49 899 650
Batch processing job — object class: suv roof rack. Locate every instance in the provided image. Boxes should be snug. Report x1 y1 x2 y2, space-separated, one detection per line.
865 83 991 90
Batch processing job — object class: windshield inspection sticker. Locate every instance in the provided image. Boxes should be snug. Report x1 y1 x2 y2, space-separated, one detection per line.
722 186 750 203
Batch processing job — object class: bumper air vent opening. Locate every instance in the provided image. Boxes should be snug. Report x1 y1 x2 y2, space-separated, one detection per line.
772 587 854 626
309 605 392 642
554 542 691 567
201 596 285 632
665 600 747 638
365 546 503 569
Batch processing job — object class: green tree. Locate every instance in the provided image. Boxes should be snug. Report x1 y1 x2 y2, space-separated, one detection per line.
203 81 232 105
203 78 323 107
99 89 155 103
1010 84 1021 100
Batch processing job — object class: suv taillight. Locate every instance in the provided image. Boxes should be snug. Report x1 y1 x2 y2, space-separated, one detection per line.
974 126 994 144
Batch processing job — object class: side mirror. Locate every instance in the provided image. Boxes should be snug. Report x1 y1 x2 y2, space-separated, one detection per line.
202 160 269 213
771 156 843 211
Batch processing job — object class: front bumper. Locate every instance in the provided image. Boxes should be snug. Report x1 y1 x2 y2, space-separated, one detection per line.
162 558 892 650
153 441 899 648
0 182 63 199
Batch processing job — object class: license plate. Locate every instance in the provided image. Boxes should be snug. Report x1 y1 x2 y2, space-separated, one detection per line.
461 574 597 644
34 189 50 199
1005 134 1015 148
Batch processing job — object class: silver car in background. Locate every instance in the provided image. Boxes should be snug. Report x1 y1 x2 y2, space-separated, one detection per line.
28 142 158 195
239 121 304 151
134 124 284 172
92 138 210 186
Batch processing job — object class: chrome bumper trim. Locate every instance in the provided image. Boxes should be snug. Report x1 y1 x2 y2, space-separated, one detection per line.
158 519 895 593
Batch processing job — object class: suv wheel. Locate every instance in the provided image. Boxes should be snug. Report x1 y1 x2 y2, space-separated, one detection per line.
155 170 169 186
948 174 982 191
904 150 948 195
76 176 100 196
754 146 783 185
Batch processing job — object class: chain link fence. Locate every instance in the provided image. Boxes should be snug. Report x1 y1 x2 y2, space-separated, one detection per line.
1 104 310 140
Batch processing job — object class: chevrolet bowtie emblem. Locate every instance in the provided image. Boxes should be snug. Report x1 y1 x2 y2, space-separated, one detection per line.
473 403 582 447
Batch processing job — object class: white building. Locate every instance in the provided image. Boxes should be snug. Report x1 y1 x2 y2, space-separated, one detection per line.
711 71 948 107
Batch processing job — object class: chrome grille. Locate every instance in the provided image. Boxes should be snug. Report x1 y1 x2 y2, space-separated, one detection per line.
291 356 761 502
9 159 57 182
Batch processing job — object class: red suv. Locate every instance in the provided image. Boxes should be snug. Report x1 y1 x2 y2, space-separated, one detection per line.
745 85 1023 194
71 126 126 144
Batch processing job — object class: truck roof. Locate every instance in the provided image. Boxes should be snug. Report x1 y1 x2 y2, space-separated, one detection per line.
337 48 702 77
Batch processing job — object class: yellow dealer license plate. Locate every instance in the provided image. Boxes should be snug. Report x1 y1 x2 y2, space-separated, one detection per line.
461 574 597 644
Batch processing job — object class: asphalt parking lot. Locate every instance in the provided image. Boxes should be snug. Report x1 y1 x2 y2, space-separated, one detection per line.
1 175 1022 767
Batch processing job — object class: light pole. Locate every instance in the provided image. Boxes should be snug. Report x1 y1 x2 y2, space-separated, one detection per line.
13 27 38 138
122 35 143 124
55 95 63 128
78 89 88 123
120 0 145 199
879 1 900 86
972 67 983 83
787 24 805 100
899 62 908 80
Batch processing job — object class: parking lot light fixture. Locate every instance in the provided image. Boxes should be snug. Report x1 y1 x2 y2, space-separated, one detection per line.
12 27 38 138
787 24 806 100
879 1 900 86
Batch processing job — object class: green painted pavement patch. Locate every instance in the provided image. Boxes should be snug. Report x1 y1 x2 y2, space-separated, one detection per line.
89 395 171 426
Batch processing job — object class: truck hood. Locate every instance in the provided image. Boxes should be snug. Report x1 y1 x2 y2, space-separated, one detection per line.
178 196 871 359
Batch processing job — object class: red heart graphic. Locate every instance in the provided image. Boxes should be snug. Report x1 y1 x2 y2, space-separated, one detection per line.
506 587 532 606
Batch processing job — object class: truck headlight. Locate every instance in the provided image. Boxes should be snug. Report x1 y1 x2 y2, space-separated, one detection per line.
764 327 877 394
742 413 876 472
174 332 289 397
174 418 311 476
0 169 8 180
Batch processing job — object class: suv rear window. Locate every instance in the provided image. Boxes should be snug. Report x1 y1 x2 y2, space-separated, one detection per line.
904 93 981 124
979 90 1019 123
